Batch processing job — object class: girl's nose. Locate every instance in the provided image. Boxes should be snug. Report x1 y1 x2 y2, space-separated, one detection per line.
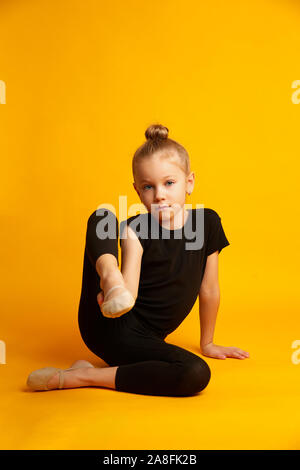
154 197 167 204
154 188 166 201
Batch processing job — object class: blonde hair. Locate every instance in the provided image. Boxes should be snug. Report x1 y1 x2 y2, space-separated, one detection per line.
132 124 191 181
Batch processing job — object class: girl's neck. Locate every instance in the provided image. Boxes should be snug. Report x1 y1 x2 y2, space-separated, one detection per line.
159 207 189 231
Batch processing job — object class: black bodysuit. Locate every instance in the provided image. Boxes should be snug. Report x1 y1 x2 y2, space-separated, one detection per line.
78 207 230 397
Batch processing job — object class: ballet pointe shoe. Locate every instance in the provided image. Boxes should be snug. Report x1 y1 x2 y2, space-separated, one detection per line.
100 284 135 318
26 367 74 391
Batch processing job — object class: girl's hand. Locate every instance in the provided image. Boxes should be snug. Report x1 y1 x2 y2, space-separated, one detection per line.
200 342 250 360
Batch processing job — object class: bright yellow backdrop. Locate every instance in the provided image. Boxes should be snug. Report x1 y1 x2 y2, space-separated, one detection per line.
0 0 299 450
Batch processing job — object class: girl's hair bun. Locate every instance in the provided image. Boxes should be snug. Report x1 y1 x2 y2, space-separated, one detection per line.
145 124 169 141
133 123 190 178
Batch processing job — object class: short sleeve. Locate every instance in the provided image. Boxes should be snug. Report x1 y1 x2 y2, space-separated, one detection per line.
119 213 149 251
206 210 230 256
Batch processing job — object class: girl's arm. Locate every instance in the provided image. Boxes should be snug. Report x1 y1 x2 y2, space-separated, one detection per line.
199 251 250 360
199 251 220 347
120 225 143 301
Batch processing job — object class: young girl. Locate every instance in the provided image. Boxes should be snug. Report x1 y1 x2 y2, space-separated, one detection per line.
27 124 249 396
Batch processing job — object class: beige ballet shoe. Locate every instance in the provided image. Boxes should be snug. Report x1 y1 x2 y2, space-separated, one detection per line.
69 360 95 369
26 361 95 391
26 367 74 391
100 284 135 318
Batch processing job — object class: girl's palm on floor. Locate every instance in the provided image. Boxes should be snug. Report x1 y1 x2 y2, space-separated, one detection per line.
200 343 250 360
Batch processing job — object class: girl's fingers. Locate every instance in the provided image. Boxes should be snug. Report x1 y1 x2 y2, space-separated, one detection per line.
240 349 249 356
233 348 250 358
230 351 245 359
240 352 250 358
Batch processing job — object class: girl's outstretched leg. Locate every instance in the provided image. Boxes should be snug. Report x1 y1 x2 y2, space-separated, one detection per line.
86 208 136 317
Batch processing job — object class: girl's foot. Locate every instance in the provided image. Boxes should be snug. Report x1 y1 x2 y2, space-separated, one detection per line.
27 360 102 391
69 360 95 369
41 360 95 390
98 286 135 317
97 286 133 306
97 272 135 317
98 289 130 307
46 365 94 390
98 269 131 303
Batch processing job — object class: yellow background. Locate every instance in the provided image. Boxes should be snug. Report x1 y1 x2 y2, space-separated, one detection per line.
0 0 299 450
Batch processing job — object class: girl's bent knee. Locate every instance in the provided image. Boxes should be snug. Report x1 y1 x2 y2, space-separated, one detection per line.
175 360 211 396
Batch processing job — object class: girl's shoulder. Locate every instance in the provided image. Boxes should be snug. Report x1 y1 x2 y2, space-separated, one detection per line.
194 207 222 223
119 212 150 249
196 207 220 217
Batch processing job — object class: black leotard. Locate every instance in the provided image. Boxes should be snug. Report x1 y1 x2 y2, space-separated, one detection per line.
77 207 230 396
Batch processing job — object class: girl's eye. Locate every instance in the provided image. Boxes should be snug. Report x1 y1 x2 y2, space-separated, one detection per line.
143 181 175 190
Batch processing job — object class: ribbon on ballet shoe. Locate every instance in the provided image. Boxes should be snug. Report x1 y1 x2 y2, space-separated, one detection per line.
103 284 125 298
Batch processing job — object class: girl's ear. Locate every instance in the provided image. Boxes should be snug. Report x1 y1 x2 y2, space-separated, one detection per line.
187 172 195 194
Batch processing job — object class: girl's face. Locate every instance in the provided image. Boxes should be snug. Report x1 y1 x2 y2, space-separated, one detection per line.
133 152 195 227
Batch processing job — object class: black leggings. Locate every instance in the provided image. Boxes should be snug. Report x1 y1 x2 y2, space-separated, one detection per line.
78 209 211 397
